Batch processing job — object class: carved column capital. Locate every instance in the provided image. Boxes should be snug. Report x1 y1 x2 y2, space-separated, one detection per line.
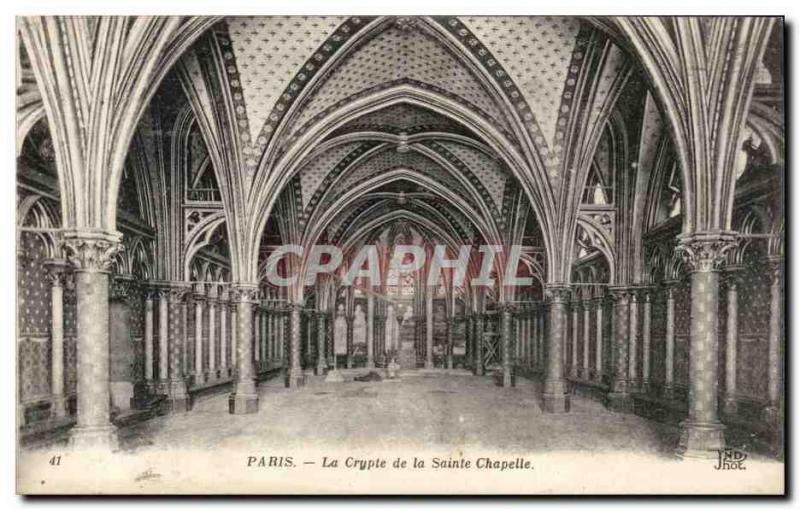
545 285 572 304
165 282 191 303
608 286 631 302
230 283 260 303
110 273 136 302
43 258 70 286
60 229 123 273
676 232 738 273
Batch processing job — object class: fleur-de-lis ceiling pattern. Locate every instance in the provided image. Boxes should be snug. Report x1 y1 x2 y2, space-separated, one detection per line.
227 16 347 142
459 16 581 148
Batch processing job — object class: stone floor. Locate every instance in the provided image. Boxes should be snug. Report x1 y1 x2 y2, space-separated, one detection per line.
118 371 681 457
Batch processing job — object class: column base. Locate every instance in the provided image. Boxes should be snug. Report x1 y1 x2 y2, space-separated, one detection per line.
228 392 259 414
164 395 191 413
286 369 306 388
446 357 454 370
69 425 118 451
762 405 780 425
324 370 345 383
51 395 68 419
424 360 434 369
346 357 353 369
722 397 738 417
676 420 725 459
663 385 675 400
474 365 484 376
502 370 513 388
605 392 634 413
542 378 569 413
193 374 205 386
315 363 326 376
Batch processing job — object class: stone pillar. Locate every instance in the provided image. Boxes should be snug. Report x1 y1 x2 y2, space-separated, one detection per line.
594 292 604 382
424 291 434 369
158 288 169 386
193 284 205 386
144 287 154 384
538 308 546 373
628 289 639 390
315 312 326 375
500 306 513 387
45 259 69 418
606 287 632 413
675 233 736 458
366 293 375 368
582 297 591 379
526 307 538 370
570 298 579 378
207 285 218 380
62 230 122 449
465 316 473 369
446 318 454 369
763 260 783 424
253 303 261 368
229 284 259 414
642 288 652 393
230 302 238 376
165 285 190 412
260 303 268 365
219 287 229 376
346 315 354 369
543 286 570 413
287 304 305 387
474 314 484 375
721 271 740 416
663 283 676 399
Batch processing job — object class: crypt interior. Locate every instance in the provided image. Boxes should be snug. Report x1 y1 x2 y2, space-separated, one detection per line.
16 16 784 459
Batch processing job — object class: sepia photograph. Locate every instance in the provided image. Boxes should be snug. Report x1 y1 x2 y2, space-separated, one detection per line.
12 7 787 496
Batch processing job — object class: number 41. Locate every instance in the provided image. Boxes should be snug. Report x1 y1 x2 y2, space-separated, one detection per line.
49 455 61 466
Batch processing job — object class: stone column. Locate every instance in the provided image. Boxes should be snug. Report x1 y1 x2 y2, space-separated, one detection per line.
465 316 473 369
158 288 169 388
424 291 434 369
582 297 591 379
606 287 632 413
628 289 639 390
287 304 305 387
500 305 513 387
62 230 122 449
260 303 268 365
474 314 484 375
530 309 537 368
230 302 238 376
763 260 783 424
315 312 326 375
253 303 261 368
229 284 259 414
207 285 218 380
570 298 579 378
663 283 677 399
346 315 354 369
366 293 376 368
721 271 740 416
543 286 570 413
165 285 190 412
144 287 154 385
642 288 652 393
675 233 736 458
219 287 229 377
446 318 455 369
594 292 604 383
538 308 546 373
45 259 69 418
193 284 205 386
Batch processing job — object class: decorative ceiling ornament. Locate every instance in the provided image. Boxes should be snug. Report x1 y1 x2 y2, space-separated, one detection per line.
394 16 418 32
396 132 410 153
